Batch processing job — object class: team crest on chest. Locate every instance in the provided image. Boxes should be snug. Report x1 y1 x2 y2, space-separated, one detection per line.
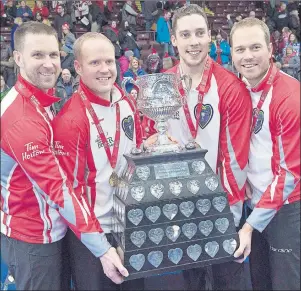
122 115 134 140
253 109 264 134
194 104 214 129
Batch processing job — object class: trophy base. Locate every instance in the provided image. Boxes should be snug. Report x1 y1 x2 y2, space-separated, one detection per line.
145 142 183 154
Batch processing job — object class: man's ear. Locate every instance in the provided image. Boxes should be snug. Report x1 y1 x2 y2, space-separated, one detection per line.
208 29 212 42
171 34 177 47
13 50 24 68
268 42 273 59
74 60 82 77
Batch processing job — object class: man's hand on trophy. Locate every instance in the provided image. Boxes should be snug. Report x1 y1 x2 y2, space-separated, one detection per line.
144 133 177 148
100 247 129 284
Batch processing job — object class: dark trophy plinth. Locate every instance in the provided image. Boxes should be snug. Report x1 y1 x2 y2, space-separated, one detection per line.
113 73 238 280
112 148 238 281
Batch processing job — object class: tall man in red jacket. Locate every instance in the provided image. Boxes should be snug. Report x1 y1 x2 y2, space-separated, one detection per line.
1 22 128 290
146 4 252 290
231 17 300 290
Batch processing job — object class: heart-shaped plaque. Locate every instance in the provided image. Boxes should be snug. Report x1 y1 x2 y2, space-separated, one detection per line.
129 254 145 271
192 161 206 175
145 206 161 223
187 180 201 195
169 181 183 196
166 225 181 242
215 218 229 234
127 209 143 226
182 223 197 239
136 166 150 181
223 238 237 255
168 248 183 265
196 199 211 215
179 201 195 218
130 231 146 248
150 183 165 199
148 228 164 245
147 251 163 268
205 176 219 191
131 186 145 202
163 203 178 220
199 220 214 237
187 244 202 261
212 196 227 212
205 241 219 258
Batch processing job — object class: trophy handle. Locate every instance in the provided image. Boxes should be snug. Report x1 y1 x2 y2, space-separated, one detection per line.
178 74 192 105
121 77 137 95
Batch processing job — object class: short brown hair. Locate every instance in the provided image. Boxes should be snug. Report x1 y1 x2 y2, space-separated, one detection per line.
73 32 114 61
230 17 270 47
14 21 58 52
171 4 209 36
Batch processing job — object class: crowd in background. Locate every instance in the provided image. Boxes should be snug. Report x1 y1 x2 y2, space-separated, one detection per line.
1 0 300 119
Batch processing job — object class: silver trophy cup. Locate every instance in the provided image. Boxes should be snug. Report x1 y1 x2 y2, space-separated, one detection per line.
122 73 191 153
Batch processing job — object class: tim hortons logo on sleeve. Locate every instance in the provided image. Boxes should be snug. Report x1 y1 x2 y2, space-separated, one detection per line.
22 142 45 161
53 141 70 156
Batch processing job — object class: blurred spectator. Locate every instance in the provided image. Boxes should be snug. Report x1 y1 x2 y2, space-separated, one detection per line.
4 0 18 22
33 0 49 19
60 45 76 76
89 1 108 32
11 17 23 50
271 30 282 61
104 20 122 59
161 52 174 72
53 4 73 42
119 20 141 58
144 0 157 31
227 13 242 29
264 15 277 33
53 69 79 114
0 35 15 88
273 1 290 32
145 48 162 74
61 23 76 52
281 26 291 44
210 33 231 70
73 0 91 31
289 9 300 38
0 74 10 102
123 57 146 93
283 32 300 56
16 0 33 21
122 0 139 27
151 1 164 30
281 45 300 79
34 11 43 22
249 11 256 18
118 49 134 76
156 10 175 56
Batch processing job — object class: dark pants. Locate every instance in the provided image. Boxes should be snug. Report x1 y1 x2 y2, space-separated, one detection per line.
248 202 300 290
1 234 66 290
65 229 145 290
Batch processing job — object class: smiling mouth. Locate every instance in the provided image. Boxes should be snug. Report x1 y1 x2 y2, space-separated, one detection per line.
40 72 54 76
187 50 201 56
242 64 257 68
96 77 111 81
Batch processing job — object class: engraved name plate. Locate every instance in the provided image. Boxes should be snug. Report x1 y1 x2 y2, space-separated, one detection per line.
154 162 190 180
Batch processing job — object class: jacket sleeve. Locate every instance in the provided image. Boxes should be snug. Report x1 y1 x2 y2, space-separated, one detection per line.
125 4 138 16
210 43 217 59
218 81 252 227
288 57 300 69
221 42 231 56
3 118 111 257
156 18 164 42
246 90 300 232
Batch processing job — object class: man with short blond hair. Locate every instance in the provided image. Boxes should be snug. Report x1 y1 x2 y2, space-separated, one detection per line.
53 32 143 290
231 17 300 290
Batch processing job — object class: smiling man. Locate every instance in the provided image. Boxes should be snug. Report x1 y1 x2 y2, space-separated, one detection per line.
52 32 143 290
1 22 128 290
161 4 253 290
231 17 300 291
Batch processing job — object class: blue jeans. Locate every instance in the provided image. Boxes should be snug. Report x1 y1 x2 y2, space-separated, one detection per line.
162 42 175 57
145 18 153 31
133 48 140 59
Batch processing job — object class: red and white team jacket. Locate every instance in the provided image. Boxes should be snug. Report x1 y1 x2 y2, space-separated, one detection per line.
1 76 110 257
52 81 142 233
167 60 252 227
245 66 300 232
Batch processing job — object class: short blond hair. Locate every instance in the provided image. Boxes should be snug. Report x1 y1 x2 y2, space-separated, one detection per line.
73 32 114 61
230 17 270 47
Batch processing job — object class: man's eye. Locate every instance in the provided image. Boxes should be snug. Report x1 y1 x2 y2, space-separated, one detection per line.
33 53 43 58
181 32 190 38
